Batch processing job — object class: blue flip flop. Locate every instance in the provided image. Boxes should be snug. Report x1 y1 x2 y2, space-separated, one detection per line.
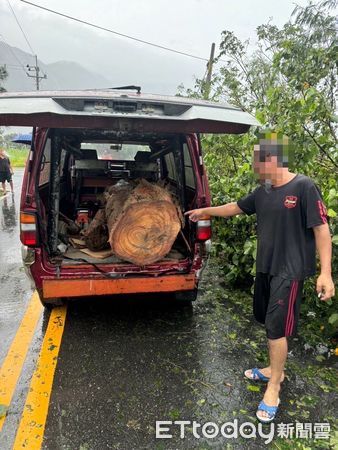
256 399 280 423
244 368 270 382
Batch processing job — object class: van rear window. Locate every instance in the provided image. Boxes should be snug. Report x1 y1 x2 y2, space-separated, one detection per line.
81 143 151 161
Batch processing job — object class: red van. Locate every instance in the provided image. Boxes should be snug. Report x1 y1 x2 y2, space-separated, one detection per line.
0 90 258 307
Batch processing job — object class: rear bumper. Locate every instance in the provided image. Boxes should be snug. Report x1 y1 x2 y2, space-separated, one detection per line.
42 274 197 298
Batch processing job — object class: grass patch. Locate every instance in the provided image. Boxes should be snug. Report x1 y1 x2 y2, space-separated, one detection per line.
6 147 29 167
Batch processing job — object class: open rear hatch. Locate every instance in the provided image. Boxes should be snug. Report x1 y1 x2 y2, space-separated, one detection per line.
0 90 259 278
0 90 259 133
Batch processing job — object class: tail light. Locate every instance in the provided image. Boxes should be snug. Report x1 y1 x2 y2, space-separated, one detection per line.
20 212 38 246
196 217 212 241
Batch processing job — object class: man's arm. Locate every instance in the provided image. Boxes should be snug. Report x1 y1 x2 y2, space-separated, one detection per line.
313 223 335 301
184 202 243 222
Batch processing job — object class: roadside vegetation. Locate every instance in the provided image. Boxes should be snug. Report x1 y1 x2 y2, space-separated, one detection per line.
5 147 29 167
179 0 337 351
0 128 29 167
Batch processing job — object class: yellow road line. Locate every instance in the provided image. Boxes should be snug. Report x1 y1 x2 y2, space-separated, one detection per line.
12 305 67 450
0 291 43 432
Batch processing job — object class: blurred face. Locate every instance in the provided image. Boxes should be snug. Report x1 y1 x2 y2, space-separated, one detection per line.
252 144 279 182
0 149 5 157
252 134 291 183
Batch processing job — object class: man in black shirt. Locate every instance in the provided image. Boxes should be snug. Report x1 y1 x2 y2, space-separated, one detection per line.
185 133 334 422
0 148 14 193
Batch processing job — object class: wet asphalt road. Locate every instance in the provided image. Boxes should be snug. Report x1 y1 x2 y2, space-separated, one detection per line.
0 170 337 450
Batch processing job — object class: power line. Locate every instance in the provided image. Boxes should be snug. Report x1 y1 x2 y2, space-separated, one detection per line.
0 35 26 71
6 0 35 55
20 0 210 63
4 0 48 89
6 0 46 78
2 65 24 71
0 36 42 89
1 62 24 68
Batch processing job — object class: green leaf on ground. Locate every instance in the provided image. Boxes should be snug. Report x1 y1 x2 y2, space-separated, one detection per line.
246 384 260 392
328 313 338 325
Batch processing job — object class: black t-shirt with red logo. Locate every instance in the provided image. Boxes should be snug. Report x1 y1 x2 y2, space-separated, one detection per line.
237 174 328 280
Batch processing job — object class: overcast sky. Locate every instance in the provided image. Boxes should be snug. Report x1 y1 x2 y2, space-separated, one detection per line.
0 0 309 94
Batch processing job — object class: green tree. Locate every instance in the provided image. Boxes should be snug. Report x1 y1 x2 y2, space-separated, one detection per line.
179 0 338 343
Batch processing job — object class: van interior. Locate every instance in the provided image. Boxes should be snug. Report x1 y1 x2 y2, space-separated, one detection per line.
36 129 199 268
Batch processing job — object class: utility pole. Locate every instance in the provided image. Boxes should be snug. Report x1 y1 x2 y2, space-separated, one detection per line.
204 42 215 100
26 55 47 90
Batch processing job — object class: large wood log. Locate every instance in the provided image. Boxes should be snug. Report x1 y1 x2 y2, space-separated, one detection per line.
83 181 133 251
106 179 183 265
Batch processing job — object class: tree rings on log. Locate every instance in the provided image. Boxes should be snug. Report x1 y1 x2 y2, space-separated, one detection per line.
110 199 181 265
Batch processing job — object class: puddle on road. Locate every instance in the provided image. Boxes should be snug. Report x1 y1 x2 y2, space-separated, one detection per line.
0 172 33 363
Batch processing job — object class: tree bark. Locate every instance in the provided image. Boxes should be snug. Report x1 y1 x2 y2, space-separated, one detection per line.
83 208 109 251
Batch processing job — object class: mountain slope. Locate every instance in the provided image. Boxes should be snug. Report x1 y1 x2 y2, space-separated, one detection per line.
0 42 112 91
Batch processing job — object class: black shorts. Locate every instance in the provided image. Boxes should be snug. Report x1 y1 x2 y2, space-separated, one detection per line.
0 172 12 183
253 272 304 339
